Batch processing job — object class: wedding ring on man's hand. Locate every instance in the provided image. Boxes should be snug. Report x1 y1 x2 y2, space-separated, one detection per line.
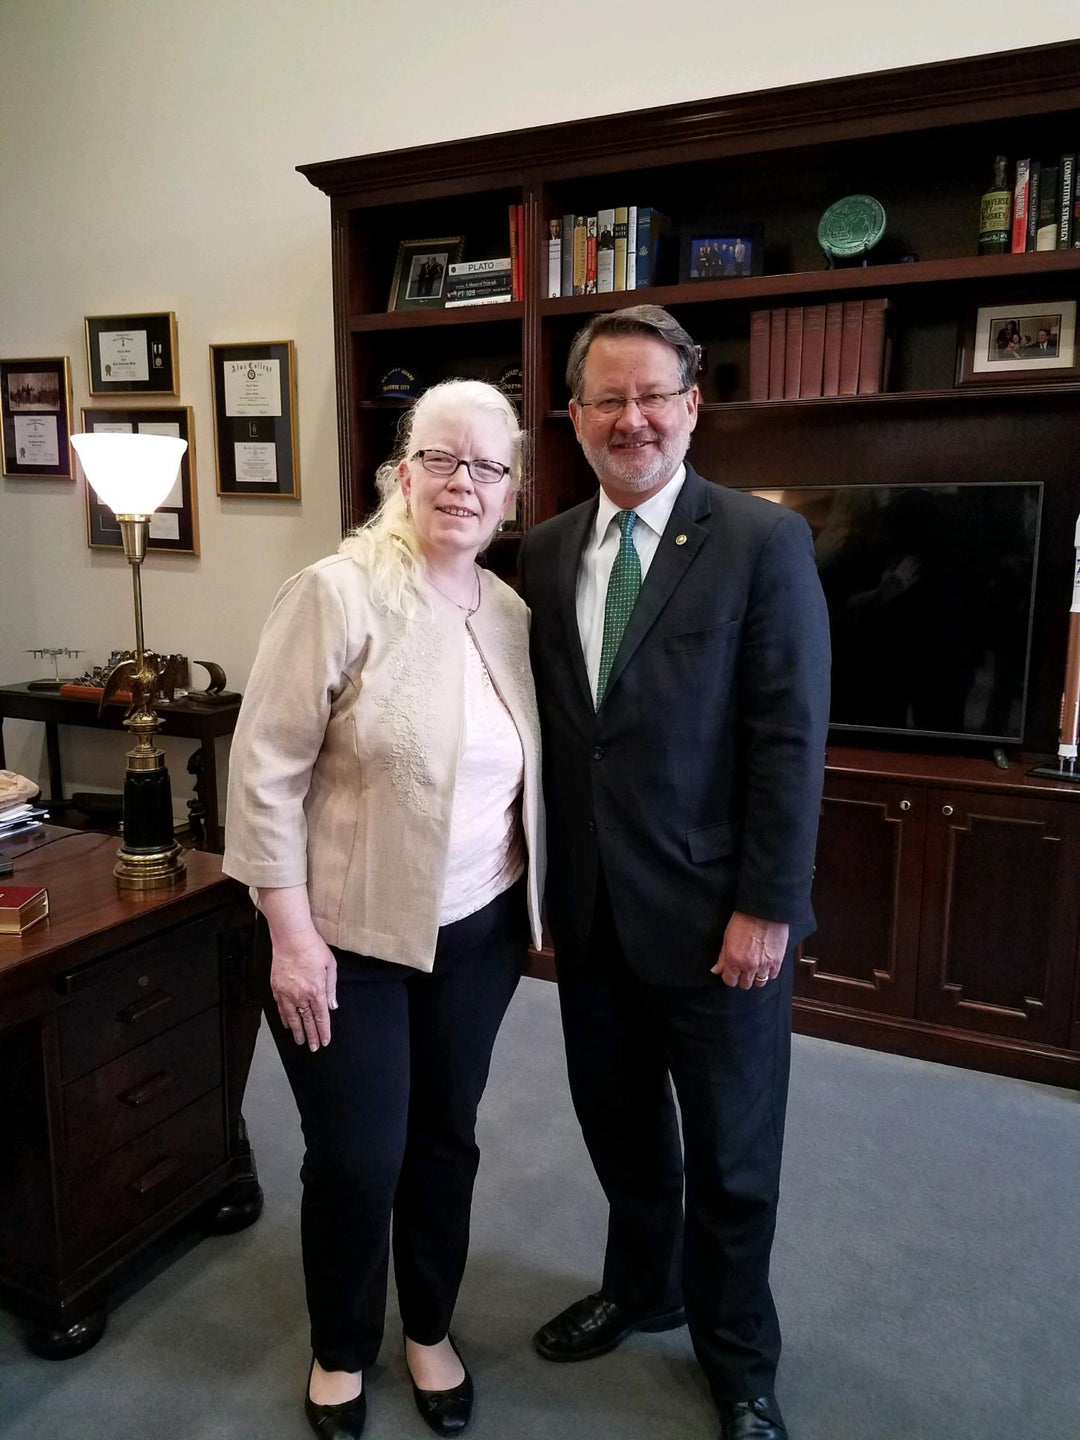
753 975 768 986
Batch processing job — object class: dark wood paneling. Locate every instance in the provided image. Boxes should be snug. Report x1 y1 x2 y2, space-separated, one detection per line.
798 776 924 1016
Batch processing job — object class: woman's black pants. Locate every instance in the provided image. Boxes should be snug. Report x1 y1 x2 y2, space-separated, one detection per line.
263 883 525 1373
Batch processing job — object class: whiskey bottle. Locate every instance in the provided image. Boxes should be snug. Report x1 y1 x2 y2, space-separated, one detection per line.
978 156 1012 254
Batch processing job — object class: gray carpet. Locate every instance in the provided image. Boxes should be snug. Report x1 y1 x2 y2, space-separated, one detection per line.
2 976 1077 1439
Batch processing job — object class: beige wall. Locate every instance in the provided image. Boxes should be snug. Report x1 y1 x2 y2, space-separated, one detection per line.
2 0 1077 808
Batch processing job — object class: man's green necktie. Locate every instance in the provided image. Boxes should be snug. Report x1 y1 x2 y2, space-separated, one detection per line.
596 509 641 706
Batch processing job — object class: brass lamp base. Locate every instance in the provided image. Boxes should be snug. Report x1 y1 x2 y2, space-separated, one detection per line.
114 841 186 891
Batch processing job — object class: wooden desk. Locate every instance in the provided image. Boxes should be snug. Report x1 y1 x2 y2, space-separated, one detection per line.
0 683 241 851
0 827 261 1357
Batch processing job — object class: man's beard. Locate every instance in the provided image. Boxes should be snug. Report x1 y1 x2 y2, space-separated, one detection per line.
579 428 688 494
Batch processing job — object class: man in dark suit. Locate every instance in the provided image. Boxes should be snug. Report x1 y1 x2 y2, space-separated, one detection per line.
518 305 831 1440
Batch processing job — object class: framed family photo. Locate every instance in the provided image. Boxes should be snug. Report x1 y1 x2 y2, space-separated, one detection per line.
0 356 74 478
210 340 300 498
956 299 1079 385
680 224 764 283
80 406 199 553
388 237 465 311
84 311 179 396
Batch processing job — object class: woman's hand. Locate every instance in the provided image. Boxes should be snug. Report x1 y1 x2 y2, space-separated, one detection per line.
258 886 338 1050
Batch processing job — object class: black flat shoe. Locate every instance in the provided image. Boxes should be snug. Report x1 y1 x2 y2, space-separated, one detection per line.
304 1358 366 1439
408 1335 474 1436
717 1395 788 1440
532 1291 686 1362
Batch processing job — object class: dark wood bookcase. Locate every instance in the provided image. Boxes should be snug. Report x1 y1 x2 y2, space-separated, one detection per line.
300 41 1080 1088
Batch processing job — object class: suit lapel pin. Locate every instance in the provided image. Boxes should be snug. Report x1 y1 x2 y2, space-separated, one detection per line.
674 533 688 545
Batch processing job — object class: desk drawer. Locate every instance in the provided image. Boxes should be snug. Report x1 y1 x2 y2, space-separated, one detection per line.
64 1009 222 1174
67 1090 226 1262
58 921 221 1080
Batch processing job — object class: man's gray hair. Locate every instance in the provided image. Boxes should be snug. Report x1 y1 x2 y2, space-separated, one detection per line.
565 305 699 400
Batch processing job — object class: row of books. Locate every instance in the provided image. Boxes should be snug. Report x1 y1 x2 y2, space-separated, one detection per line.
546 209 673 297
1009 155 1079 252
749 300 893 401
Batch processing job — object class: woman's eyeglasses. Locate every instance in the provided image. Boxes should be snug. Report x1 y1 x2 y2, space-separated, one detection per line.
412 449 511 485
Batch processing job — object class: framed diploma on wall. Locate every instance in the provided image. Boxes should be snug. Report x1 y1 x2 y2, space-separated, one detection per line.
0 356 75 478
84 312 179 396
80 406 199 553
209 340 300 498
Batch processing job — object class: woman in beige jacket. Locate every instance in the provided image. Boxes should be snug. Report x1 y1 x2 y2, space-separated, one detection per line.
223 380 544 1440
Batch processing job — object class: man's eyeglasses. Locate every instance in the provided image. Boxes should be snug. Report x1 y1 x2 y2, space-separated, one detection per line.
576 388 690 418
411 449 512 485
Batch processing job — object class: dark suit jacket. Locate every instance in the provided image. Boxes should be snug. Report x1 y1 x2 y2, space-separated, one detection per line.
518 465 831 985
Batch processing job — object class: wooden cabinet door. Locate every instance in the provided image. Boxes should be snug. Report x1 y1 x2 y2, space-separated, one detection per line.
916 790 1080 1046
796 775 925 1016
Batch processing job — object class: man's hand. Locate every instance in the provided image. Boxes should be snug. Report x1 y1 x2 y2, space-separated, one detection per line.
711 910 789 989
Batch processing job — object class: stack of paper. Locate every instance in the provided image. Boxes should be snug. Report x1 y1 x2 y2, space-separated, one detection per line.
0 802 49 838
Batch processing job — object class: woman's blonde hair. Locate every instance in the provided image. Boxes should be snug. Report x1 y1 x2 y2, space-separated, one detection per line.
339 379 526 618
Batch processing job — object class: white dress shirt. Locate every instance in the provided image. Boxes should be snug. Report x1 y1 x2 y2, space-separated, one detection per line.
576 464 687 704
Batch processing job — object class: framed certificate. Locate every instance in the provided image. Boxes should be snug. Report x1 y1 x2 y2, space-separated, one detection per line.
79 406 199 553
0 356 74 478
209 340 300 498
84 312 179 396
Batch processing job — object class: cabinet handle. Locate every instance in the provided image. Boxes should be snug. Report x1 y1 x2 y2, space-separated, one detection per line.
130 1156 181 1197
120 1070 177 1108
942 805 954 816
117 989 175 1025
899 800 911 812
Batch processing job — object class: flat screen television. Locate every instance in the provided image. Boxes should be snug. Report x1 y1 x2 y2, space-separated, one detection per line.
751 482 1043 744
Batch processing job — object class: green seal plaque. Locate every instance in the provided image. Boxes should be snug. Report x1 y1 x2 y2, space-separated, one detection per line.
817 195 886 262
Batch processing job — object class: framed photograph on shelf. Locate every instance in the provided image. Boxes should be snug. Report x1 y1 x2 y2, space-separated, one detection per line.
210 340 299 498
0 356 75 478
388 237 465 311
80 406 199 553
84 312 179 396
957 299 1079 385
679 224 764 283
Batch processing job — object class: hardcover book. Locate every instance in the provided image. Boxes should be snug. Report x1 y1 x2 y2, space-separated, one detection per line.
838 300 864 396
799 305 827 399
572 216 587 295
749 310 771 401
768 308 787 400
1036 166 1058 251
596 208 616 292
822 303 844 397
1011 159 1031 253
1059 155 1075 248
0 885 49 935
547 221 562 298
613 206 629 291
784 307 804 400
635 208 672 287
1025 160 1041 251
857 298 894 395
625 207 638 290
585 216 598 294
562 212 575 295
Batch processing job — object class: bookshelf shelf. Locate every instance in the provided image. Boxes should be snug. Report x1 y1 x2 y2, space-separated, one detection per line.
537 248 1080 317
348 302 524 333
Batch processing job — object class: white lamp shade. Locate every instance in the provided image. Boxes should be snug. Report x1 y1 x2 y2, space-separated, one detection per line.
71 431 187 515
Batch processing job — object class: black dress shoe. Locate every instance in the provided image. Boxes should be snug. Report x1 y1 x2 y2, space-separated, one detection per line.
532 1291 686 1362
408 1335 474 1436
717 1395 788 1440
304 1358 366 1439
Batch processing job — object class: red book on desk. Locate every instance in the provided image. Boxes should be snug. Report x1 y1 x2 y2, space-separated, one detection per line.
0 885 49 935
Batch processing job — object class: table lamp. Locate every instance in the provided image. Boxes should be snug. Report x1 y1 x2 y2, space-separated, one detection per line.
70 431 188 889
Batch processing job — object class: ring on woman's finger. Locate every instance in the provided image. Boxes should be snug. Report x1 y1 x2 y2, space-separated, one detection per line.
296 1004 312 1016
753 975 768 986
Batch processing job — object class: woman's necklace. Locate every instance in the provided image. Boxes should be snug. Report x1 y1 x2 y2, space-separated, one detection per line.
426 567 481 617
